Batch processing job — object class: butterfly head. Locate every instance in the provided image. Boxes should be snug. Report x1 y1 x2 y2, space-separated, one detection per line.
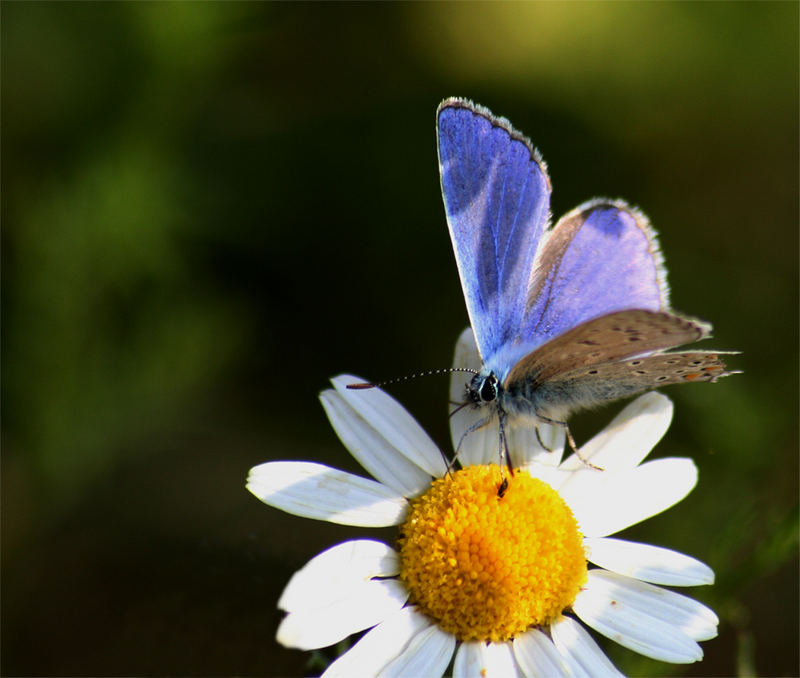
468 370 500 407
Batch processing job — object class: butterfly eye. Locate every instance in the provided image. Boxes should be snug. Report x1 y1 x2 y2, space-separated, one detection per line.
468 374 499 404
479 375 498 402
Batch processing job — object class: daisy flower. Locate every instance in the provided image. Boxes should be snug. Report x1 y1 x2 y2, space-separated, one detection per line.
247 329 718 677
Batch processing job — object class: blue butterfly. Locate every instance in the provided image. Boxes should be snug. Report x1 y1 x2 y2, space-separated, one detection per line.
437 98 735 463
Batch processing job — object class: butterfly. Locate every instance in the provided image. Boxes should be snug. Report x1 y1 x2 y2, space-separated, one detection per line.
437 97 736 465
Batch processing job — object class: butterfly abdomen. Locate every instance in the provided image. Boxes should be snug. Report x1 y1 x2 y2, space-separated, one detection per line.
501 375 601 423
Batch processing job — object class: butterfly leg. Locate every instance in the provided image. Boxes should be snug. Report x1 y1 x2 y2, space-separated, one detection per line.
536 415 603 471
438 447 455 476
535 426 556 453
496 407 516 476
451 412 495 472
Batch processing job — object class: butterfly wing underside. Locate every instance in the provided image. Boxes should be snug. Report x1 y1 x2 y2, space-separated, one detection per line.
437 99 551 372
528 351 731 420
505 309 710 387
505 309 734 420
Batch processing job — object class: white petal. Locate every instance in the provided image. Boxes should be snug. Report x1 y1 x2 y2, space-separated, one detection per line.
450 329 494 467
457 419 496 467
512 628 570 677
560 392 673 473
277 578 408 650
507 420 564 469
584 537 715 586
457 420 562 471
572 571 714 663
529 464 575 492
451 327 482 375
549 615 624 678
322 606 432 678
580 570 718 641
278 540 399 612
247 461 408 527
332 375 447 478
320 389 432 496
563 458 697 537
454 641 521 678
572 602 703 664
377 622 455 678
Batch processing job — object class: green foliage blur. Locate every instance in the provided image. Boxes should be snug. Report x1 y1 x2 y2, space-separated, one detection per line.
2 3 797 676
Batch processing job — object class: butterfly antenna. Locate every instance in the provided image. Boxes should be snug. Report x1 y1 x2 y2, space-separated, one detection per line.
346 367 478 390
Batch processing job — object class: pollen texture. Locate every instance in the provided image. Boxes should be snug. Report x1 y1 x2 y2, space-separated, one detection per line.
398 465 586 642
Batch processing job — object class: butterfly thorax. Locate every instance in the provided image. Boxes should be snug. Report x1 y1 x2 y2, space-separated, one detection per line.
466 369 555 438
501 376 570 423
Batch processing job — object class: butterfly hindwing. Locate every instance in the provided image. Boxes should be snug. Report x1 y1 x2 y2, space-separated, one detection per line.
437 98 551 372
527 351 732 419
505 309 710 388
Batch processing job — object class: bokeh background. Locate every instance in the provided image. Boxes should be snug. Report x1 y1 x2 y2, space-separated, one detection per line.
2 3 797 676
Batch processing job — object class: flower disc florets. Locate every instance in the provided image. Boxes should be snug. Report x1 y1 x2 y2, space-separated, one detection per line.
398 465 587 642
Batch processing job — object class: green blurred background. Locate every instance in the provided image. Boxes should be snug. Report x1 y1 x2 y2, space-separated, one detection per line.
2 3 797 676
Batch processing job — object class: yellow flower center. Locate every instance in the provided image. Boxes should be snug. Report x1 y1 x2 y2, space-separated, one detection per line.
398 465 586 642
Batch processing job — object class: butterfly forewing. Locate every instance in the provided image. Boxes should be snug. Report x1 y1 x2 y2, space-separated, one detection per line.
437 99 551 371
504 309 710 388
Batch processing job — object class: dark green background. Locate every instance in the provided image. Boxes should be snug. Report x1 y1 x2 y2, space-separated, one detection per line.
3 3 797 676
